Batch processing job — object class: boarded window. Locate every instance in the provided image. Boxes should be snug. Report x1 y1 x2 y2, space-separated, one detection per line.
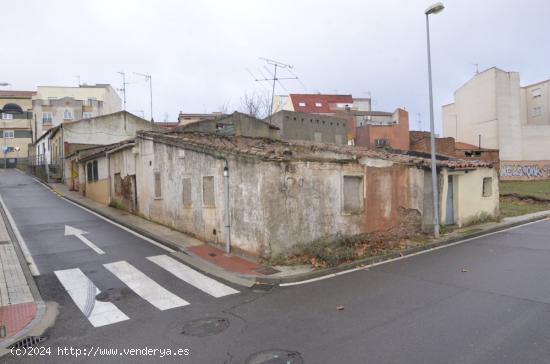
202 176 215 206
114 173 122 195
87 163 93 182
154 171 162 198
482 177 492 197
92 160 98 181
343 176 363 213
182 178 192 207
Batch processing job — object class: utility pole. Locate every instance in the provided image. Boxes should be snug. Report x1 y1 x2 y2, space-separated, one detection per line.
134 72 153 122
253 58 298 123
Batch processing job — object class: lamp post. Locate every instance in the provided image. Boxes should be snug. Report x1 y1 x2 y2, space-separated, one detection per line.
425 2 445 239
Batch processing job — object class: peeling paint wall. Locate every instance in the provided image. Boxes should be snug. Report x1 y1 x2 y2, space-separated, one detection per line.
132 136 436 259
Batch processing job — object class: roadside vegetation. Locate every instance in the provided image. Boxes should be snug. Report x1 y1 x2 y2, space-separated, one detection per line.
499 180 550 218
270 232 429 268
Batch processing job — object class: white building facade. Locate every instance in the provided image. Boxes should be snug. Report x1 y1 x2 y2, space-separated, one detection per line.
442 67 550 180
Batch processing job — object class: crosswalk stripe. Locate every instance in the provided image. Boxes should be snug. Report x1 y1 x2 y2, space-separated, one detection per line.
103 261 189 310
147 255 239 298
54 268 129 327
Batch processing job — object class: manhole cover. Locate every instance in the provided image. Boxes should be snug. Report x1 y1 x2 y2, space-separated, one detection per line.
181 317 229 337
8 336 48 349
95 288 129 302
245 349 304 364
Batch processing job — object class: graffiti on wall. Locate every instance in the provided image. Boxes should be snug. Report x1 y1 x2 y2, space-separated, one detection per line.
500 163 550 180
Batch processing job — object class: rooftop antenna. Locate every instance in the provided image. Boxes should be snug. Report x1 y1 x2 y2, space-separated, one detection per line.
473 63 479 74
74 75 81 86
117 71 127 110
134 72 153 122
254 57 298 123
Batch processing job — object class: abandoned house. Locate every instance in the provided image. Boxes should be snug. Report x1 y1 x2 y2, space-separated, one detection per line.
175 111 280 139
85 129 499 260
29 111 158 185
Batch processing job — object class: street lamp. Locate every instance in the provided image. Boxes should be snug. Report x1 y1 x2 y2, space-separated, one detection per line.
425 2 445 239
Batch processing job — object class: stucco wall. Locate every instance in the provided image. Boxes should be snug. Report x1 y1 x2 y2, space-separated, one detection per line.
440 167 499 227
500 160 550 180
270 111 347 145
134 136 428 258
443 68 550 164
85 178 110 205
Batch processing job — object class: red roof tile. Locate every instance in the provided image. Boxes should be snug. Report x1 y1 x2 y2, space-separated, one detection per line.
289 94 353 113
0 90 36 98
138 130 494 169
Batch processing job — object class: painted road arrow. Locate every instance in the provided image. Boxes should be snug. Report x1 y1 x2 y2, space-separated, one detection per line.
65 225 105 255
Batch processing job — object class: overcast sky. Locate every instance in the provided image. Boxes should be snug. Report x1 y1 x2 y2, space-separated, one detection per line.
2 0 549 131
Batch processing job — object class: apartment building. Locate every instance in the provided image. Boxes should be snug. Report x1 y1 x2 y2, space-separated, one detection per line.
0 91 35 166
32 84 122 139
442 67 550 180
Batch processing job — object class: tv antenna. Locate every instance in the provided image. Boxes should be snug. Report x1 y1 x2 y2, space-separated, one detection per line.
252 57 298 123
473 63 479 74
74 75 81 86
117 71 128 110
134 72 153 122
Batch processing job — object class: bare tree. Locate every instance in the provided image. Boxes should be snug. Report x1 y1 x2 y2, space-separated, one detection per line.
239 90 270 119
218 99 232 115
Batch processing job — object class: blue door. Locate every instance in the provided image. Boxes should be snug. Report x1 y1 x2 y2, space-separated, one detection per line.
445 176 454 225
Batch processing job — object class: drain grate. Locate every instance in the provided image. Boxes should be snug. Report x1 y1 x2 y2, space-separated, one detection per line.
252 283 275 293
181 317 229 337
255 266 280 275
8 336 48 350
245 349 304 364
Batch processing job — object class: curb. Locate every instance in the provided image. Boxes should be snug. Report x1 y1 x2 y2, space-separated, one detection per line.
258 212 550 285
0 190 46 348
29 174 550 287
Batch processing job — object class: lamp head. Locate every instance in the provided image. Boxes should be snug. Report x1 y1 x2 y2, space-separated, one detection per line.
425 2 445 15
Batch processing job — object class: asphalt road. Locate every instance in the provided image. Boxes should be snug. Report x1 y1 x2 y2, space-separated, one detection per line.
1 169 550 364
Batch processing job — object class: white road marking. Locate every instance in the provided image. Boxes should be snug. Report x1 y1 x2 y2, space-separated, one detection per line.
147 255 239 298
54 268 129 327
65 225 105 255
280 218 550 287
104 261 189 310
29 175 176 254
0 193 40 276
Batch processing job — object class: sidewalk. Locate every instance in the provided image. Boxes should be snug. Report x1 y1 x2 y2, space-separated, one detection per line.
0 196 37 343
45 179 550 287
